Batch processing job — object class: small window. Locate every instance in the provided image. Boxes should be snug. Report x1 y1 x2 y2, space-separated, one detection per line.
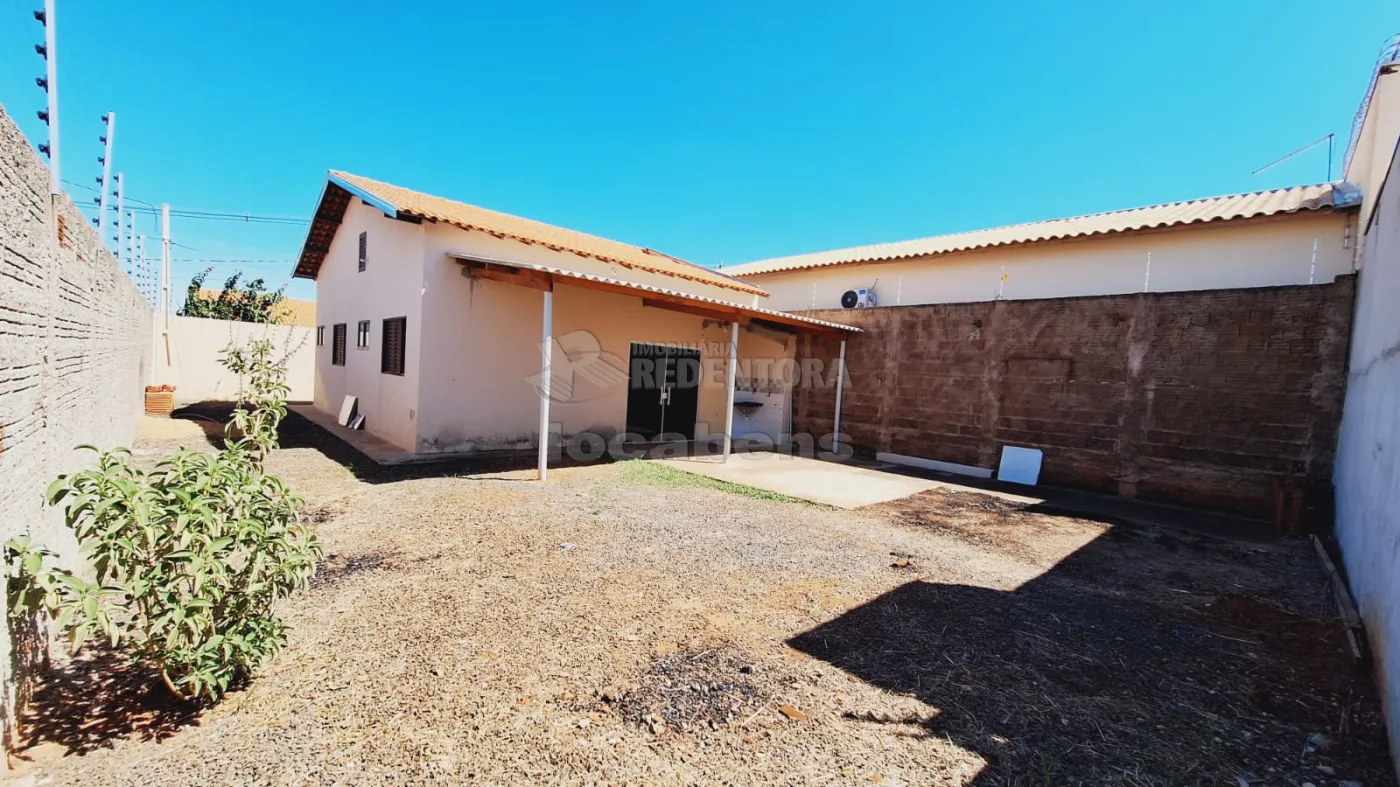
358 231 367 272
382 317 406 376
316 325 325 347
332 323 347 366
357 320 370 349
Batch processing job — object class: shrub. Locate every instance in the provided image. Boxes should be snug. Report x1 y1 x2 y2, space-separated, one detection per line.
6 339 322 701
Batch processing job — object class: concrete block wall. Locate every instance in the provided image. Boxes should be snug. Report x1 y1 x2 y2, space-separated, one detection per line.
0 105 153 745
796 278 1354 521
1335 141 1400 771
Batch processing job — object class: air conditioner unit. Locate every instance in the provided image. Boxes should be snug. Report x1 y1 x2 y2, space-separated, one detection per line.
840 288 876 308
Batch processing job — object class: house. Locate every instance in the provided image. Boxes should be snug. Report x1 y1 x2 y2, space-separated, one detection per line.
292 172 859 476
723 183 1361 310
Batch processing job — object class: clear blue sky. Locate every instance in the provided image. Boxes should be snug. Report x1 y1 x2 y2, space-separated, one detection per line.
2 0 1397 302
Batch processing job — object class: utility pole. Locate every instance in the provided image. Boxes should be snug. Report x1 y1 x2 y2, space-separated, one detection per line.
35 0 59 196
96 112 115 241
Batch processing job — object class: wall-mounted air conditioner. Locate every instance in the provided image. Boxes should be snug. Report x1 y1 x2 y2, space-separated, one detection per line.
840 288 876 308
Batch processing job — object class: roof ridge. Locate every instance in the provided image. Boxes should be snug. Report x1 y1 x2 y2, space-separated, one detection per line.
728 182 1341 273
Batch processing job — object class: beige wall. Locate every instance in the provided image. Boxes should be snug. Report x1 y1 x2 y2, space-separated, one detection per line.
153 316 314 404
1335 142 1400 772
312 199 425 451
416 253 793 453
1345 55 1400 231
312 205 794 455
745 213 1356 311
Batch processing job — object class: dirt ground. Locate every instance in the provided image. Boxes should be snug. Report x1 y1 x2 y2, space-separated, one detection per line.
7 412 1394 786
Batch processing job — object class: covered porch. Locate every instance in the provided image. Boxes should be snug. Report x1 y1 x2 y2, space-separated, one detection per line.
447 253 861 480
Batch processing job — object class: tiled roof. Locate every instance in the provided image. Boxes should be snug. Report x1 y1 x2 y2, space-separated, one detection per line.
725 182 1361 277
194 290 317 327
272 297 317 327
294 172 766 297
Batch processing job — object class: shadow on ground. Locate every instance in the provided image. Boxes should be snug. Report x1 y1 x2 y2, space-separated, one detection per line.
15 648 204 756
788 527 1395 786
172 403 610 484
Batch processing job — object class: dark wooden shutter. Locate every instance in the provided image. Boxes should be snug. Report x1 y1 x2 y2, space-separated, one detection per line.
381 317 406 376
332 323 347 366
358 231 367 272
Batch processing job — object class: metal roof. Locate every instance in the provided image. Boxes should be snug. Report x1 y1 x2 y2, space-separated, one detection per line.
448 252 860 335
724 182 1360 277
294 171 767 297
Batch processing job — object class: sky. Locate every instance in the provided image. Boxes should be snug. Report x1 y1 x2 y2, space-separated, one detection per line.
2 1 1398 302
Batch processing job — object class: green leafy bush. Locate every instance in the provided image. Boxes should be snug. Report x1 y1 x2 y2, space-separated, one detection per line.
6 340 322 701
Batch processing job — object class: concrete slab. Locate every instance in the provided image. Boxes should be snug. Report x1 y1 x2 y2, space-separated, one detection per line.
289 404 419 465
662 452 1042 509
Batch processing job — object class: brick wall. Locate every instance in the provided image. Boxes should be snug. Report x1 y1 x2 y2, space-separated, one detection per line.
795 278 1354 520
0 105 152 745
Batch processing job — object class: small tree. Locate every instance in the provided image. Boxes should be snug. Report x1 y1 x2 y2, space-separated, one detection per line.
178 267 287 324
7 340 322 701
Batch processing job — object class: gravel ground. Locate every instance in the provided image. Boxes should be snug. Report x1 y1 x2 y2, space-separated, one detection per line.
7 413 1393 786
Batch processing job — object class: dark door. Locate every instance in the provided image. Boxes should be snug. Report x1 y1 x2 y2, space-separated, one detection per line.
626 344 700 440
662 348 701 439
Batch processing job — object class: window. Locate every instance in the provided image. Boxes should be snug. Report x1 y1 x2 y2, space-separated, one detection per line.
381 317 406 376
357 320 370 349
316 325 325 347
358 231 367 272
332 323 347 366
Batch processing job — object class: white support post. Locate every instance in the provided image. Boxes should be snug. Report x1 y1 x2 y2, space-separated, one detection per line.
41 0 59 196
125 210 134 278
138 234 147 301
722 320 739 460
97 112 114 241
160 204 170 328
832 339 847 454
537 287 553 481
114 173 125 268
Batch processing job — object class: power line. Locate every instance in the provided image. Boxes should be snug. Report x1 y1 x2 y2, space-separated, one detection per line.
61 178 309 224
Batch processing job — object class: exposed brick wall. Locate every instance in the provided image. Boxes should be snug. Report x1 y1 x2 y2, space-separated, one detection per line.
796 278 1353 520
0 105 152 746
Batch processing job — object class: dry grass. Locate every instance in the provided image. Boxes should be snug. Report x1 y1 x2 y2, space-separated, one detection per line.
8 413 1393 786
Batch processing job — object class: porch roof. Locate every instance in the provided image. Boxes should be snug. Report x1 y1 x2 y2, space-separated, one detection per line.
448 252 860 339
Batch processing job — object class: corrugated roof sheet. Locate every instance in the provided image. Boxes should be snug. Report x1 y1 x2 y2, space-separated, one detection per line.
725 183 1359 277
322 172 766 297
449 253 860 334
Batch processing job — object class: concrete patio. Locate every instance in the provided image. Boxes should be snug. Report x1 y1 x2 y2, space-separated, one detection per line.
661 452 1040 509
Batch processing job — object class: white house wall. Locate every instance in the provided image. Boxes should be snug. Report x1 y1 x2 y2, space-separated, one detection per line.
312 199 425 451
1334 142 1400 771
415 222 793 453
745 213 1355 311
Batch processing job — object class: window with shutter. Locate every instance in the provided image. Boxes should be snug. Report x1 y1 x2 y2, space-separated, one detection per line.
358 231 367 272
382 317 406 376
332 323 347 366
